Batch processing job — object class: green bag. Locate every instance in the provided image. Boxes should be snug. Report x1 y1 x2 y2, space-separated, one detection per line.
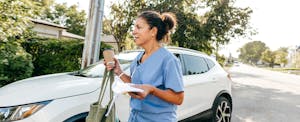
86 69 116 122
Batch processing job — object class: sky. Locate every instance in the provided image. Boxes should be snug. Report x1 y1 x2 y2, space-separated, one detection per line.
56 0 300 57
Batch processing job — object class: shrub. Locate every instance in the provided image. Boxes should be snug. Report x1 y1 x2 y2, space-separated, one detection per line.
22 37 112 76
0 41 34 87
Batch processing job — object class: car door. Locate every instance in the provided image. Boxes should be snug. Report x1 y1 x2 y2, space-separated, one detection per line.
177 54 217 120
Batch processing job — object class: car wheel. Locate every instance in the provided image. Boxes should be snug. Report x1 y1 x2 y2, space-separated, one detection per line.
212 97 232 122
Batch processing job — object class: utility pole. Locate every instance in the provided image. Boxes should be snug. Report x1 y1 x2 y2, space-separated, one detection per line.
81 0 105 69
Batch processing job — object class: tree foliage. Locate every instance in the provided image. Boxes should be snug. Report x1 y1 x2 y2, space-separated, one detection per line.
31 0 54 16
0 0 40 86
0 0 40 42
22 37 112 76
0 41 34 87
260 47 288 67
38 2 87 36
204 0 253 44
22 38 83 76
238 41 267 64
105 0 253 53
274 47 288 66
203 0 253 56
261 48 275 67
106 0 147 51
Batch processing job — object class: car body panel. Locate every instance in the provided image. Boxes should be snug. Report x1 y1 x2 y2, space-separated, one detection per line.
0 46 232 122
0 73 100 106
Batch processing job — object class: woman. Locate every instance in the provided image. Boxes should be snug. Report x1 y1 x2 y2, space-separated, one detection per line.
105 11 184 122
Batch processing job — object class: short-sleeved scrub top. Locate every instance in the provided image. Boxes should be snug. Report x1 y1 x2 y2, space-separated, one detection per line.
128 47 184 122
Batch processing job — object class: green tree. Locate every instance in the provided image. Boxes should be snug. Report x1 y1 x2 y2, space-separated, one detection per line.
239 41 268 64
0 0 38 86
203 0 253 56
107 0 147 52
22 37 113 76
0 41 34 87
40 3 86 36
107 0 210 52
107 0 253 54
32 0 54 17
149 0 214 53
274 47 288 67
261 49 275 67
65 5 86 36
0 0 38 42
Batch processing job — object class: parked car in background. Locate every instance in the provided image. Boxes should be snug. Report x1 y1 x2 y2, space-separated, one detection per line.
233 61 240 66
0 46 232 122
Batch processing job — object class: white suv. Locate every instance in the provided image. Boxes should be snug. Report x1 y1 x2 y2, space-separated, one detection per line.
0 46 232 122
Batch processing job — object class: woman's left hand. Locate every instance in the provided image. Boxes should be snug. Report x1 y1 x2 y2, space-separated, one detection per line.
129 84 155 100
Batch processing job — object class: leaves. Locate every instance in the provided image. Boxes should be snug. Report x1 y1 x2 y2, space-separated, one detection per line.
39 2 87 36
239 41 268 64
0 41 34 86
105 0 253 54
274 47 288 66
203 0 253 45
22 37 112 76
261 49 275 67
0 0 37 42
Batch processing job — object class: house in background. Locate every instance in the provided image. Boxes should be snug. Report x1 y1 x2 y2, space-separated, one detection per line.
287 45 300 68
31 19 119 51
100 34 118 51
31 19 84 40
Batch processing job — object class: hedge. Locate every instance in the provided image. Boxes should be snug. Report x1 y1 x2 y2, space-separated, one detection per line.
0 41 34 87
22 37 112 76
0 37 112 87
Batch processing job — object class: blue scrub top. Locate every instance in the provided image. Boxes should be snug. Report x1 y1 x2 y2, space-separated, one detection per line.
129 47 184 114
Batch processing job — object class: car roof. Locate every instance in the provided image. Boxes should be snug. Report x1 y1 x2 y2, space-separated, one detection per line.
119 46 215 61
116 51 141 61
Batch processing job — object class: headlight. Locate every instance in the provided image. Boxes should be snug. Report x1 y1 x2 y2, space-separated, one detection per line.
0 100 51 121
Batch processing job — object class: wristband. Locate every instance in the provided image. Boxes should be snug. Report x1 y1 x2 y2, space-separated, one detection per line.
118 72 125 78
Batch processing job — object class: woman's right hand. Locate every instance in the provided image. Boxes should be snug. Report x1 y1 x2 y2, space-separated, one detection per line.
104 58 123 75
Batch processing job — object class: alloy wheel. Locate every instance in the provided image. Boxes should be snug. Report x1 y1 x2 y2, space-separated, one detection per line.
216 101 231 122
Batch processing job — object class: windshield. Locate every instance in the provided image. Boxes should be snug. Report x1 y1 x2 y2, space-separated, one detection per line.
72 51 140 78
74 59 132 78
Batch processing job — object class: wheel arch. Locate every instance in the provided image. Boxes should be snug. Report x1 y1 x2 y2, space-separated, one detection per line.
63 112 88 122
212 90 232 108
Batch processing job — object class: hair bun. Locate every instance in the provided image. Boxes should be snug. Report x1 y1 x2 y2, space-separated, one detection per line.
161 13 177 32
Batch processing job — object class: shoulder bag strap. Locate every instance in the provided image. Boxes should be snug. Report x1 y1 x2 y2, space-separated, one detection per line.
97 69 110 105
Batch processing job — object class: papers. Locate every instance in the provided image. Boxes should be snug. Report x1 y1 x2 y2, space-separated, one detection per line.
105 77 144 117
112 77 144 94
105 95 118 117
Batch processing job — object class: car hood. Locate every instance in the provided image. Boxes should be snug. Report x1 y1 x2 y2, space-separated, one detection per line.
0 73 101 107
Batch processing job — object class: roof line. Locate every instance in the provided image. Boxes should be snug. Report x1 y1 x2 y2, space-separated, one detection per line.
30 19 67 29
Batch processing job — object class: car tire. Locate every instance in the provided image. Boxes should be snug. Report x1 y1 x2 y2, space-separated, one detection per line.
212 97 232 122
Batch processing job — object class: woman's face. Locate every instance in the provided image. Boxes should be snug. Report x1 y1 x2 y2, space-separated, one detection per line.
132 17 154 46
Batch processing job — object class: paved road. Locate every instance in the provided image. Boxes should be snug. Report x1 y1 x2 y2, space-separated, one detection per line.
229 64 300 122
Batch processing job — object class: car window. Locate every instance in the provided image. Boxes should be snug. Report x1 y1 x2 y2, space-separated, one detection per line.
205 58 215 69
182 54 209 75
173 53 185 75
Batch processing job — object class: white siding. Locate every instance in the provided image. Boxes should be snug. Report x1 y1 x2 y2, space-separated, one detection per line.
33 24 64 38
